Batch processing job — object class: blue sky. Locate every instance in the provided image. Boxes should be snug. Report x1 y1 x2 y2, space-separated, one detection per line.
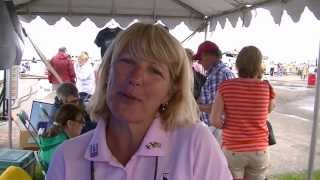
21 7 320 64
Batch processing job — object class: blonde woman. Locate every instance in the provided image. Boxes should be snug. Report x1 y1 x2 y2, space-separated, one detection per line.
211 46 276 180
74 51 95 96
46 23 232 180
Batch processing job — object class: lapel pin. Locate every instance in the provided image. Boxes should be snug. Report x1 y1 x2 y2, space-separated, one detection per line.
145 142 161 149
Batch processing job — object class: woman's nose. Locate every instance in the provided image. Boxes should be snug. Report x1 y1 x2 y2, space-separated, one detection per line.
129 65 144 86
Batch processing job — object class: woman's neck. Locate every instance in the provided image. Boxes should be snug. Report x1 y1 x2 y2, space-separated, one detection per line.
106 117 152 166
238 76 261 80
63 128 72 138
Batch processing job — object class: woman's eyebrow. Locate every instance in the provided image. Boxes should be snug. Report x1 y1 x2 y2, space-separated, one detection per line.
151 61 166 69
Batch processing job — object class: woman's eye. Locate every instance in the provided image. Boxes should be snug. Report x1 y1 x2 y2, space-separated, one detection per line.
151 67 164 78
119 58 134 64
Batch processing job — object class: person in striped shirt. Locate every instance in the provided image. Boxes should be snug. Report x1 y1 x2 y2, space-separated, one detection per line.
210 46 275 180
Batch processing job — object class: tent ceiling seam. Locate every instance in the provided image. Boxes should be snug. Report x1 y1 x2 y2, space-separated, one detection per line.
14 0 36 10
153 0 157 22
67 0 72 16
111 0 115 16
171 0 204 18
230 0 242 6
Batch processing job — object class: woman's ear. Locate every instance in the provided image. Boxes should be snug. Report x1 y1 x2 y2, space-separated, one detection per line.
162 89 173 105
66 120 74 129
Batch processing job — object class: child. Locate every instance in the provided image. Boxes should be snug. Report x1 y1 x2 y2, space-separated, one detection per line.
39 103 84 172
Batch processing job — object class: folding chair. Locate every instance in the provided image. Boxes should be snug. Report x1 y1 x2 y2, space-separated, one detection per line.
17 111 47 175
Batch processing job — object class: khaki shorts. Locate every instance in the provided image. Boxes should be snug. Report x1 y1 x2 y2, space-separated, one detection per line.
223 148 269 180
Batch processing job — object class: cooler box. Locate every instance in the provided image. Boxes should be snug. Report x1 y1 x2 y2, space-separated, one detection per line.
19 130 38 151
0 149 36 177
307 73 316 87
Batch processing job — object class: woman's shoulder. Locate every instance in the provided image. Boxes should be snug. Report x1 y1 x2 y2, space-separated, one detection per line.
170 122 225 167
222 78 267 85
173 122 215 145
58 130 95 154
218 79 236 90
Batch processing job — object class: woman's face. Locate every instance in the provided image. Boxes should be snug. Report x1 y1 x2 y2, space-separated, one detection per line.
106 52 171 124
78 57 87 66
66 114 85 137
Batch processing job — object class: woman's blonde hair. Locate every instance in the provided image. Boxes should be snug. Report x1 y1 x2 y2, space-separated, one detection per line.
185 48 194 62
78 51 89 61
89 23 199 131
236 46 263 79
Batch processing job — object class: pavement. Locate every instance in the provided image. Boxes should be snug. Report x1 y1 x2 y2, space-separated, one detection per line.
268 111 320 175
267 75 320 175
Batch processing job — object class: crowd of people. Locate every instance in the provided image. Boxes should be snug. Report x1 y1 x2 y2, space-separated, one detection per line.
41 23 275 180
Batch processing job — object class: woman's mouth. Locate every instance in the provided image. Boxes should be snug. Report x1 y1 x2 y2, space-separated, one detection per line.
118 92 142 102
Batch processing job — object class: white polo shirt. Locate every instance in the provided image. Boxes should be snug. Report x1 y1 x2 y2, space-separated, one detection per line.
46 118 232 180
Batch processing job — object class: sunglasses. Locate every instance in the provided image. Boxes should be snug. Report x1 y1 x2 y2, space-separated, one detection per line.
65 98 80 104
73 119 86 125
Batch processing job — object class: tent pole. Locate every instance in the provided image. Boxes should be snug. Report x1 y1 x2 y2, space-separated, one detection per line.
182 21 207 44
1 71 6 121
204 19 209 41
5 68 12 148
307 42 320 180
204 22 208 41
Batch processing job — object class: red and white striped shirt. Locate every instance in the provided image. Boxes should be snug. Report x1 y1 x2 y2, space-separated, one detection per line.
219 78 275 152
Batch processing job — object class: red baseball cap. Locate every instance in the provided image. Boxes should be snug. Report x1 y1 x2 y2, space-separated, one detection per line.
192 41 221 61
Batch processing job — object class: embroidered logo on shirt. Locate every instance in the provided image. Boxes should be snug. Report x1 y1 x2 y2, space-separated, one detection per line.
163 173 169 180
145 142 161 149
90 143 98 157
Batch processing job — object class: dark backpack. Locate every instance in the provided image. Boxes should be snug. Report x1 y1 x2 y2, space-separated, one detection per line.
193 70 206 99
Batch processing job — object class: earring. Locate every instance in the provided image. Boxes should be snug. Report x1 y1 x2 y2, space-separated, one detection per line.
159 103 168 113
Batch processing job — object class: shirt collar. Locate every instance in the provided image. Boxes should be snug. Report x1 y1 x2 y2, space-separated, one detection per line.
84 117 169 163
135 117 169 157
84 119 112 162
207 60 223 75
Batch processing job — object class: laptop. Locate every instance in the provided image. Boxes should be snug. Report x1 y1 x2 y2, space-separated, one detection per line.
29 101 55 130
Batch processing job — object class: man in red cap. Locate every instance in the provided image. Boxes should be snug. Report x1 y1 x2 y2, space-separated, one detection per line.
193 41 234 141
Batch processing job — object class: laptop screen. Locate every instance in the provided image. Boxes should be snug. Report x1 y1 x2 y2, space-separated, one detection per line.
30 101 55 129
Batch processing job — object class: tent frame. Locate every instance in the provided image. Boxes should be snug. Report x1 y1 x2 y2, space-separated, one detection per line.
4 69 13 148
307 44 320 180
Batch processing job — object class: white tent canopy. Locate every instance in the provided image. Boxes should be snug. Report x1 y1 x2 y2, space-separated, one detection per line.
13 0 320 31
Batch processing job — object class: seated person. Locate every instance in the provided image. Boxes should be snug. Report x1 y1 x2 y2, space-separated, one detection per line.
49 83 96 133
39 104 84 172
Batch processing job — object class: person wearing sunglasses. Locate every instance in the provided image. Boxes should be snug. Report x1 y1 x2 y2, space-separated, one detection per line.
39 103 85 172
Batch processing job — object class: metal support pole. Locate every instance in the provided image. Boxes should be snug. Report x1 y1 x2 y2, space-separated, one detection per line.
204 25 208 41
182 21 207 44
204 20 208 41
1 71 6 120
5 68 12 148
307 43 320 180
